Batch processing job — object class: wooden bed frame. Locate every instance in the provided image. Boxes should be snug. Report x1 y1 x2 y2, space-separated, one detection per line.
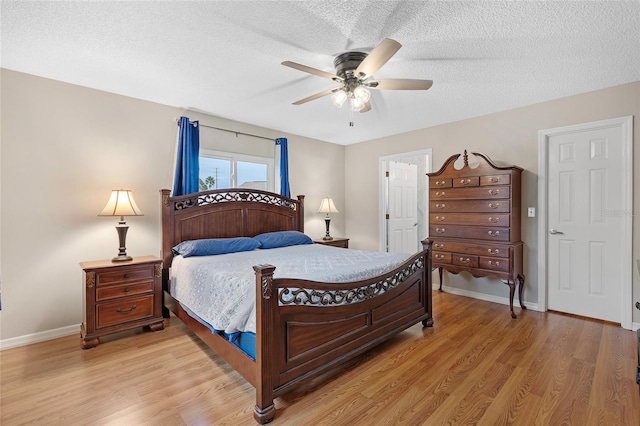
160 188 433 423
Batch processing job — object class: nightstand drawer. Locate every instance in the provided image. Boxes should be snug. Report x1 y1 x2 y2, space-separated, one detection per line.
97 267 154 286
96 281 154 301
96 295 154 328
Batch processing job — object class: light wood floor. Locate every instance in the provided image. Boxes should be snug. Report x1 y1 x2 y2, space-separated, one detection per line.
2 291 639 425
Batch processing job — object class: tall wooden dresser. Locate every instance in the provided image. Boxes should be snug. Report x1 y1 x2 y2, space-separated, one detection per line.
427 151 525 318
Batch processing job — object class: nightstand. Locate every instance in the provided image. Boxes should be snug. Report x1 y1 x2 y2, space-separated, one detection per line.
314 237 349 249
80 256 164 349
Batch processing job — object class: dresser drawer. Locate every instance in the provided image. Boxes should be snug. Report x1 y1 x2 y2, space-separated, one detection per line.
97 266 154 286
480 174 511 186
96 281 154 301
452 254 479 268
433 252 452 264
431 240 511 258
96 295 154 329
431 225 510 241
430 178 452 188
453 177 479 187
431 199 510 213
479 256 510 272
430 213 510 227
430 186 510 200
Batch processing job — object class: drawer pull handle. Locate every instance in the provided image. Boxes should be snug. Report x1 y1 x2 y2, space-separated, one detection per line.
435 254 445 260
116 304 137 314
436 191 446 197
488 230 500 237
488 260 500 267
434 243 444 249
459 257 471 264
435 203 446 209
488 203 500 209
460 178 471 185
488 217 499 223
123 273 130 279
489 189 500 195
435 228 446 234
435 180 446 186
435 216 445 221
124 287 130 293
487 248 500 255
490 177 500 183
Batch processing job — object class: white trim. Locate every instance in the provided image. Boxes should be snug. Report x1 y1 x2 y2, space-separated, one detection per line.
378 149 432 252
440 285 540 313
0 324 79 351
537 116 633 330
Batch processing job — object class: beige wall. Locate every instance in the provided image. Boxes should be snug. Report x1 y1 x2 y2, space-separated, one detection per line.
0 69 345 342
345 81 640 323
1 68 637 344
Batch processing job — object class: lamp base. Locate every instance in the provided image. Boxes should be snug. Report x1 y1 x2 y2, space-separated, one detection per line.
323 216 333 240
113 223 132 262
112 254 133 262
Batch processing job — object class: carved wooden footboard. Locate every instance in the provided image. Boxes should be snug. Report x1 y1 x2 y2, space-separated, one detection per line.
160 189 433 423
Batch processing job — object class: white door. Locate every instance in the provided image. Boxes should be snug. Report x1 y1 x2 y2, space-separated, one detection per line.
388 161 418 253
545 121 629 322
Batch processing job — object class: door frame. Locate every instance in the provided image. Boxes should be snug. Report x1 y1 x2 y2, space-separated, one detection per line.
537 116 633 329
379 149 432 252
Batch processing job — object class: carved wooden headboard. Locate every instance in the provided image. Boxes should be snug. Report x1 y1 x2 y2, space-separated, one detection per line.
160 189 305 268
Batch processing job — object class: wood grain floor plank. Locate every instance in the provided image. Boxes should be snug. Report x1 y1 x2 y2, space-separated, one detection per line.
2 291 639 425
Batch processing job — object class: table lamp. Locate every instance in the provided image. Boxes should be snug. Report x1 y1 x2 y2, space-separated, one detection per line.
318 197 338 240
99 189 143 262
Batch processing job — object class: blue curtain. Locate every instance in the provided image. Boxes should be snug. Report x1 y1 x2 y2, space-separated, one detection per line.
276 137 290 198
173 116 200 196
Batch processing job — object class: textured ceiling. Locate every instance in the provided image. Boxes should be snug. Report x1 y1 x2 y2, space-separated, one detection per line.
2 1 639 145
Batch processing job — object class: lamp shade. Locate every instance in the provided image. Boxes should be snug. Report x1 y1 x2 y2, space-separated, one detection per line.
318 197 338 214
98 190 144 217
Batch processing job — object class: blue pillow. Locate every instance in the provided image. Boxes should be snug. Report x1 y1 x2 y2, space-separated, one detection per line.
172 237 261 257
253 231 313 249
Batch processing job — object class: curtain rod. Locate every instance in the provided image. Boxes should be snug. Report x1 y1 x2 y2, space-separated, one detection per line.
174 117 276 142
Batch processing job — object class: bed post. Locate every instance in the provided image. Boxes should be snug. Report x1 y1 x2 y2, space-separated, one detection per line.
253 264 278 424
296 195 305 232
421 239 434 328
160 189 173 318
160 189 173 267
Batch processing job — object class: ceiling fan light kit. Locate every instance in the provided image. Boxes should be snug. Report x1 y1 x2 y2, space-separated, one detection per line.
282 38 433 114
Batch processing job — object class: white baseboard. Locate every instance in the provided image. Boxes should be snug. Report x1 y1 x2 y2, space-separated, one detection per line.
440 285 540 312
0 324 79 351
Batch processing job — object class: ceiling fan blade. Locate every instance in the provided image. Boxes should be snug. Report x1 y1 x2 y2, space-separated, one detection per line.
368 79 433 90
359 100 372 113
292 88 337 105
282 61 342 81
355 38 402 79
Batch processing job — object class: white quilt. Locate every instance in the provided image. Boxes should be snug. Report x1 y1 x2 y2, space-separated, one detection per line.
170 244 410 334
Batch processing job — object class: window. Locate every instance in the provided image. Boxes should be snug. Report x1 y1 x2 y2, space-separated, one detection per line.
199 149 274 191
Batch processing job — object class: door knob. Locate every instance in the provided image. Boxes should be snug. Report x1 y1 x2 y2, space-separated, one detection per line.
549 228 564 235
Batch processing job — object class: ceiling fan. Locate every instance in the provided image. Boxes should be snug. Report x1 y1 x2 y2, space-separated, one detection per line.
282 38 433 113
